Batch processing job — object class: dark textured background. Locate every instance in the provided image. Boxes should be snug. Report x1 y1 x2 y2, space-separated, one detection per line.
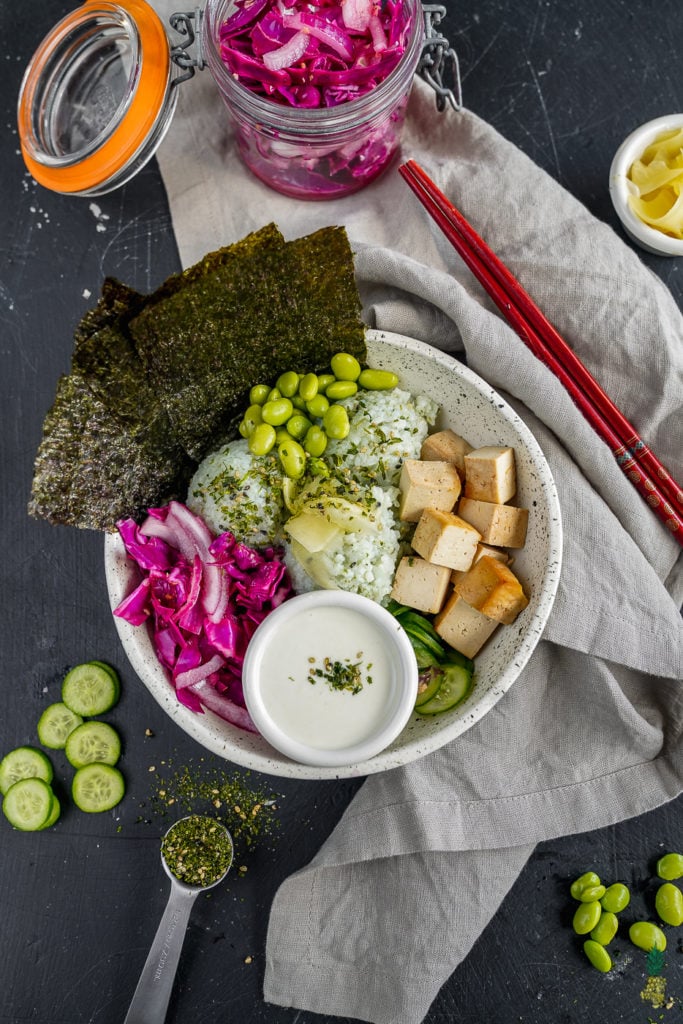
1 1 681 1022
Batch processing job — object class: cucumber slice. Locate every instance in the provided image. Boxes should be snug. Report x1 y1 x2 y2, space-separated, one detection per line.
414 671 443 707
39 794 61 830
88 660 120 686
415 663 474 716
0 746 53 795
2 778 55 831
37 702 83 749
72 764 125 812
65 722 121 769
62 662 120 716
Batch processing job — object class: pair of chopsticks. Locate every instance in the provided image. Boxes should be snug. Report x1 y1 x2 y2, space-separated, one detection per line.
399 159 683 545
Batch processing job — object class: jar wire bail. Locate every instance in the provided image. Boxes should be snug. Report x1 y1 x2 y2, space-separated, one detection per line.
170 7 206 84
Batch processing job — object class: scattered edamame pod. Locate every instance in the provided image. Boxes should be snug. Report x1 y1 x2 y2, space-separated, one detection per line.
248 422 276 456
276 371 299 397
629 921 666 952
249 384 270 405
657 852 683 881
326 380 358 400
323 404 350 440
278 439 306 480
590 911 618 946
578 884 606 903
570 872 601 900
600 883 630 914
330 352 361 381
358 368 399 390
655 882 683 927
572 901 602 935
261 398 294 426
298 373 319 402
583 939 612 973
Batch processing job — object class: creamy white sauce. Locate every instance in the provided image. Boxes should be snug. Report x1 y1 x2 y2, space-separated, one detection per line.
257 604 397 750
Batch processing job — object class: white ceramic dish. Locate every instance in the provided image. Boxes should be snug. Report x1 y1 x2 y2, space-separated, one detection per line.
609 113 683 257
105 329 563 779
242 591 418 768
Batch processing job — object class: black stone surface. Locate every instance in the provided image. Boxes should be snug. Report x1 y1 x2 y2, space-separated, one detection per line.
1 2 681 1023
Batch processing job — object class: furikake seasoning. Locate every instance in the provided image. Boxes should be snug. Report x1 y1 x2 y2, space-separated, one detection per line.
161 815 233 888
306 654 373 695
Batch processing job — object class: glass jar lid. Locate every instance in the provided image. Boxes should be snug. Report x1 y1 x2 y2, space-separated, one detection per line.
18 0 174 195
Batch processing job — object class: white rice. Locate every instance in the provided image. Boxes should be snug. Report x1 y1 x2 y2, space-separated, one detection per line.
187 387 437 603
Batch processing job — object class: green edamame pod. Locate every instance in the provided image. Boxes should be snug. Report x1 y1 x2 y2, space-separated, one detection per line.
249 423 277 456
583 940 612 973
629 921 666 952
657 852 683 880
278 439 306 480
655 882 683 926
358 368 399 390
330 352 361 381
572 901 602 935
277 371 300 397
326 380 358 400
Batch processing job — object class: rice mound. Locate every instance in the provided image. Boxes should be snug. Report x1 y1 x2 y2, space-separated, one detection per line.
187 387 437 603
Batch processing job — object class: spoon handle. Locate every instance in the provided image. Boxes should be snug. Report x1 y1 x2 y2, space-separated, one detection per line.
124 882 199 1024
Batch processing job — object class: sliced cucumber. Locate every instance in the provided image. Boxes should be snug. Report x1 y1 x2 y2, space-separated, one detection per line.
37 702 83 749
414 670 443 708
72 764 125 812
39 794 61 830
65 722 121 769
0 746 53 795
62 662 120 717
3 778 55 831
415 663 474 716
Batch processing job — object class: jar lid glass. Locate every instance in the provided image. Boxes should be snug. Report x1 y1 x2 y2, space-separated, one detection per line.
18 0 175 195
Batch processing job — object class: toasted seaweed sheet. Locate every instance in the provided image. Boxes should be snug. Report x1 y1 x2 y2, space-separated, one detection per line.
29 223 366 530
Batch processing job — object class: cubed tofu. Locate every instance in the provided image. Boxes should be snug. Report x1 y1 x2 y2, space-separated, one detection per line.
390 556 452 615
398 459 461 523
457 498 529 548
411 508 481 570
434 594 499 659
420 429 473 479
451 543 510 585
453 555 529 624
464 446 517 504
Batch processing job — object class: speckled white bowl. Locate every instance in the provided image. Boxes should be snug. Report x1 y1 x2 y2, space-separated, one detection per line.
609 113 683 257
105 330 563 779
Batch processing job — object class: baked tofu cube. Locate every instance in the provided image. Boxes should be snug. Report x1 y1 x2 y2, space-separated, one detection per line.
411 508 481 570
450 543 510 585
457 498 529 548
464 446 517 504
434 594 499 658
398 459 461 523
390 556 452 615
453 555 529 624
421 429 473 479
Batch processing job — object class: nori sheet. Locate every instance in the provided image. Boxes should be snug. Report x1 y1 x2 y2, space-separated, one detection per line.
29 223 366 530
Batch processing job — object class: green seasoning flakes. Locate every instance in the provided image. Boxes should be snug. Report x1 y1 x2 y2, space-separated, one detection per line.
307 654 373 694
161 815 233 888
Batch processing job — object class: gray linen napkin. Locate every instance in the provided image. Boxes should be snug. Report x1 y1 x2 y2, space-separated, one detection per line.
152 6 682 1018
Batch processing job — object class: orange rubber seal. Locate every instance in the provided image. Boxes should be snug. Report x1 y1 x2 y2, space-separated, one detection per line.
18 0 171 194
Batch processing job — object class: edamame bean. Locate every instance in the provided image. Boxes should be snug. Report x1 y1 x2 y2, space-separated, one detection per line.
358 368 399 390
657 852 683 881
629 921 666 952
583 940 612 973
326 380 358 400
572 901 602 935
240 403 263 437
323 404 350 440
304 426 328 457
286 414 312 440
600 883 630 914
298 373 319 402
308 456 329 478
306 394 329 419
655 882 683 926
317 373 335 392
249 384 270 405
277 371 299 397
290 395 307 411
578 885 607 903
330 352 361 381
570 872 601 900
275 427 290 445
590 911 618 946
248 423 276 456
261 398 294 426
278 439 306 480
267 387 281 401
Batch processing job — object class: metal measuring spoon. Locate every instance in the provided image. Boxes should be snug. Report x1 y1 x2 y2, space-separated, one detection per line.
124 816 233 1024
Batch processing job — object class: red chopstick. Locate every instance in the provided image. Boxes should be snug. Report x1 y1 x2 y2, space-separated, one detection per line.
399 159 683 544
